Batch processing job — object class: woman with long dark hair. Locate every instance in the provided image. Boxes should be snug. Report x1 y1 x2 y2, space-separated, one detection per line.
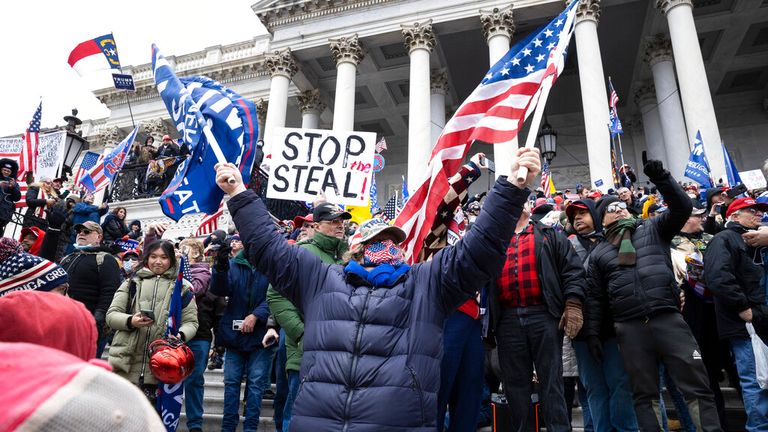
106 240 198 402
102 207 129 244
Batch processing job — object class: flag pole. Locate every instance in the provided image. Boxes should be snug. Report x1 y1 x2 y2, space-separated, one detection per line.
516 77 554 183
113 31 136 129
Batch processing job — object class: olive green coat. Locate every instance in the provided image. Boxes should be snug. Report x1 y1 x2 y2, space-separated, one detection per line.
266 232 347 372
106 266 198 386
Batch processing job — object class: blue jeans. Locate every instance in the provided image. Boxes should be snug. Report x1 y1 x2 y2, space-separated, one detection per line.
283 370 300 431
185 339 210 430
577 379 594 432
222 347 276 432
660 364 696 432
273 330 288 431
731 337 768 431
437 312 484 432
573 338 638 432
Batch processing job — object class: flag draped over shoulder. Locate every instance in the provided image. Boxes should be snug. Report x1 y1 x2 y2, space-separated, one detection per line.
152 44 258 221
394 2 578 262
80 125 139 194
684 131 713 189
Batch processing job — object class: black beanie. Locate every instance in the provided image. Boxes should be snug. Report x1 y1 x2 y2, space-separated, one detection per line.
596 196 620 221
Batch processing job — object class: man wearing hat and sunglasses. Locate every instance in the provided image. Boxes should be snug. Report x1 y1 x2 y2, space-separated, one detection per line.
215 147 541 431
705 196 768 430
0 158 20 234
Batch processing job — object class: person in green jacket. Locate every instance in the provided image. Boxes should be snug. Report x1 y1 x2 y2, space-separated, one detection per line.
267 201 350 431
106 240 198 405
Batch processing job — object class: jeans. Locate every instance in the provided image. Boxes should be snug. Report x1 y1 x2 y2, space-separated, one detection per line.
573 338 638 432
730 337 768 431
496 306 569 432
578 379 594 432
283 370 300 431
660 364 696 432
96 336 108 359
222 347 276 432
437 312 484 432
185 339 211 431
273 330 288 431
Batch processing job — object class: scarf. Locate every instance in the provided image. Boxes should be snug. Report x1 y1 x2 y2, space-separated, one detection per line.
363 240 404 266
344 260 411 288
604 218 637 266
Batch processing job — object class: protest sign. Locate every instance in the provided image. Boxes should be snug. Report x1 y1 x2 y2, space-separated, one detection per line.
0 131 65 180
267 127 376 207
740 169 767 191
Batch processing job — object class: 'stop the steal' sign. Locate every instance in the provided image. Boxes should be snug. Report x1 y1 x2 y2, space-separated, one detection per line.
267 127 376 206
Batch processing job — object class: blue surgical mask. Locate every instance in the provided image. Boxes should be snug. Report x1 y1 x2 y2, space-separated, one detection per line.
123 260 137 272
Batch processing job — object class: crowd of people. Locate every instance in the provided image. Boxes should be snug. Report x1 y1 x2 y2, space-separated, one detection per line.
1 148 767 432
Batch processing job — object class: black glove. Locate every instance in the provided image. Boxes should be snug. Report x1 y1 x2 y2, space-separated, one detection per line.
93 310 107 339
46 202 68 230
643 159 668 180
214 245 231 272
586 336 603 362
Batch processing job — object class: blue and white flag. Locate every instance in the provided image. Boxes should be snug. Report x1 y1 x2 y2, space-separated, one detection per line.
81 125 139 194
722 142 742 188
684 131 713 189
401 175 409 206
369 174 379 213
608 78 623 137
152 44 258 221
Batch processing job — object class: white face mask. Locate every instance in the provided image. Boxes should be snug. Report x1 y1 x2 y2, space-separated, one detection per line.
123 260 137 272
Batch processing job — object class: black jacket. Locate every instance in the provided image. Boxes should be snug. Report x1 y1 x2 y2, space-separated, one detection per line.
489 221 586 330
704 224 766 339
0 159 20 223
586 171 692 327
101 214 129 242
23 186 49 229
60 246 122 323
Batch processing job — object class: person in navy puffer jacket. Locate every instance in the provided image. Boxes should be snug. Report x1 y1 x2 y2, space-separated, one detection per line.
213 148 541 432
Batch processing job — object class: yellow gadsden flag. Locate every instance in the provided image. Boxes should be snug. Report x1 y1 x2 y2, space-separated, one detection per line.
346 204 372 224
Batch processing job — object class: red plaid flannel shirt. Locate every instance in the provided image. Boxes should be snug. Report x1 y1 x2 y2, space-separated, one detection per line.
496 224 544 308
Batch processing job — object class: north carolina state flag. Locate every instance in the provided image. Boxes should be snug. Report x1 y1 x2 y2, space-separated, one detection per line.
67 34 121 77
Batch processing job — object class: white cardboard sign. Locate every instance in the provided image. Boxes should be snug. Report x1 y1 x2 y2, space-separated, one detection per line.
740 169 767 190
267 127 376 206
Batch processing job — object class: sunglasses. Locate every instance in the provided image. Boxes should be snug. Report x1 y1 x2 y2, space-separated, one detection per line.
606 202 628 213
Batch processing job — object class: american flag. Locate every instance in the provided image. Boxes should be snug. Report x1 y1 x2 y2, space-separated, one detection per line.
80 125 138 194
382 195 397 222
608 77 623 137
541 162 555 198
18 102 42 182
73 151 101 191
195 203 224 236
394 2 578 262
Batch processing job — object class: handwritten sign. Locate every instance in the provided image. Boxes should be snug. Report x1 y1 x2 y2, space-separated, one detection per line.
0 131 65 180
267 127 376 206
740 169 767 191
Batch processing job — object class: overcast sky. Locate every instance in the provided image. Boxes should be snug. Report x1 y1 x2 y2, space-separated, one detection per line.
0 1 267 137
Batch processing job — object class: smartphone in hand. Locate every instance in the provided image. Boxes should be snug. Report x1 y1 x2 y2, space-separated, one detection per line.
140 309 155 321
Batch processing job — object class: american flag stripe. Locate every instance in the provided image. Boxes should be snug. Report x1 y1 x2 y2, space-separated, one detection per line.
195 204 224 236
394 2 577 262
18 102 42 182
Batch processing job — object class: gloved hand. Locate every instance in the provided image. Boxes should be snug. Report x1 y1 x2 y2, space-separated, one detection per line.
93 310 107 339
586 336 603 362
558 298 584 339
46 202 68 230
643 159 668 180
213 244 231 272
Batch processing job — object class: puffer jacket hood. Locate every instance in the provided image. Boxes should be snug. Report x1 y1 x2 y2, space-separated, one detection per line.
566 199 603 234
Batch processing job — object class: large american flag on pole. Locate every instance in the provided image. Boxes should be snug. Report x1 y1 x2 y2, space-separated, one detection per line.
195 203 225 236
18 102 42 182
394 1 578 262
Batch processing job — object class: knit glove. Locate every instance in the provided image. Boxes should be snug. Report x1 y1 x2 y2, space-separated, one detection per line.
213 244 231 272
586 335 603 362
558 298 583 339
643 159 668 180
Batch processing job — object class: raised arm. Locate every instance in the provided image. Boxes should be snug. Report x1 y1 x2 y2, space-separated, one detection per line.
644 160 692 242
215 164 327 309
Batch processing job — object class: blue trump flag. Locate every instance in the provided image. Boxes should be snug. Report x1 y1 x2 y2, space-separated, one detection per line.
369 174 379 213
81 124 139 194
152 44 258 220
722 142 742 187
684 131 713 189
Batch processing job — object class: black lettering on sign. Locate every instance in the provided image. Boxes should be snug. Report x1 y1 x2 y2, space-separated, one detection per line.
292 165 308 193
283 132 301 161
304 132 322 163
343 135 365 168
273 165 290 192
304 166 323 194
342 171 358 199
321 170 339 197
318 136 341 166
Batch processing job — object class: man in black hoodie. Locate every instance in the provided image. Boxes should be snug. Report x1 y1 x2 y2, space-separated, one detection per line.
0 159 21 233
566 199 638 432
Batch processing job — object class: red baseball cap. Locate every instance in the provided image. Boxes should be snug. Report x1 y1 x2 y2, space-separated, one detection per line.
293 214 314 228
725 197 768 219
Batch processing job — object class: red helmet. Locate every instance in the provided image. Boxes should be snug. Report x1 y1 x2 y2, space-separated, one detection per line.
148 337 195 384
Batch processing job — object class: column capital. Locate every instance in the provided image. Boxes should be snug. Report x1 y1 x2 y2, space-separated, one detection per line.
297 89 326 114
574 0 601 25
264 48 297 79
633 81 657 108
143 117 169 143
402 20 436 54
643 34 674 66
329 34 365 66
256 98 269 124
430 69 449 95
655 0 693 15
479 5 515 42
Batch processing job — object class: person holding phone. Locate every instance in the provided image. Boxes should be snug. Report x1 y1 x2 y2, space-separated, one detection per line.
106 240 199 403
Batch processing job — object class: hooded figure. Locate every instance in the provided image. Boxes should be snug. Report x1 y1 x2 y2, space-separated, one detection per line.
19 226 46 256
128 219 143 240
0 158 21 232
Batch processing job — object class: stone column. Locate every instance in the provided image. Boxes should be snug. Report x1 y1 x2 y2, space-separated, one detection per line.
644 34 689 179
298 89 325 129
480 5 516 177
402 21 436 188
262 49 297 158
574 0 614 192
255 99 268 141
430 70 448 148
656 0 725 181
634 82 669 167
329 35 365 131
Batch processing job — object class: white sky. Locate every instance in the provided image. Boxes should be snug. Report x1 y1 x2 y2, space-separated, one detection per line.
0 0 267 137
